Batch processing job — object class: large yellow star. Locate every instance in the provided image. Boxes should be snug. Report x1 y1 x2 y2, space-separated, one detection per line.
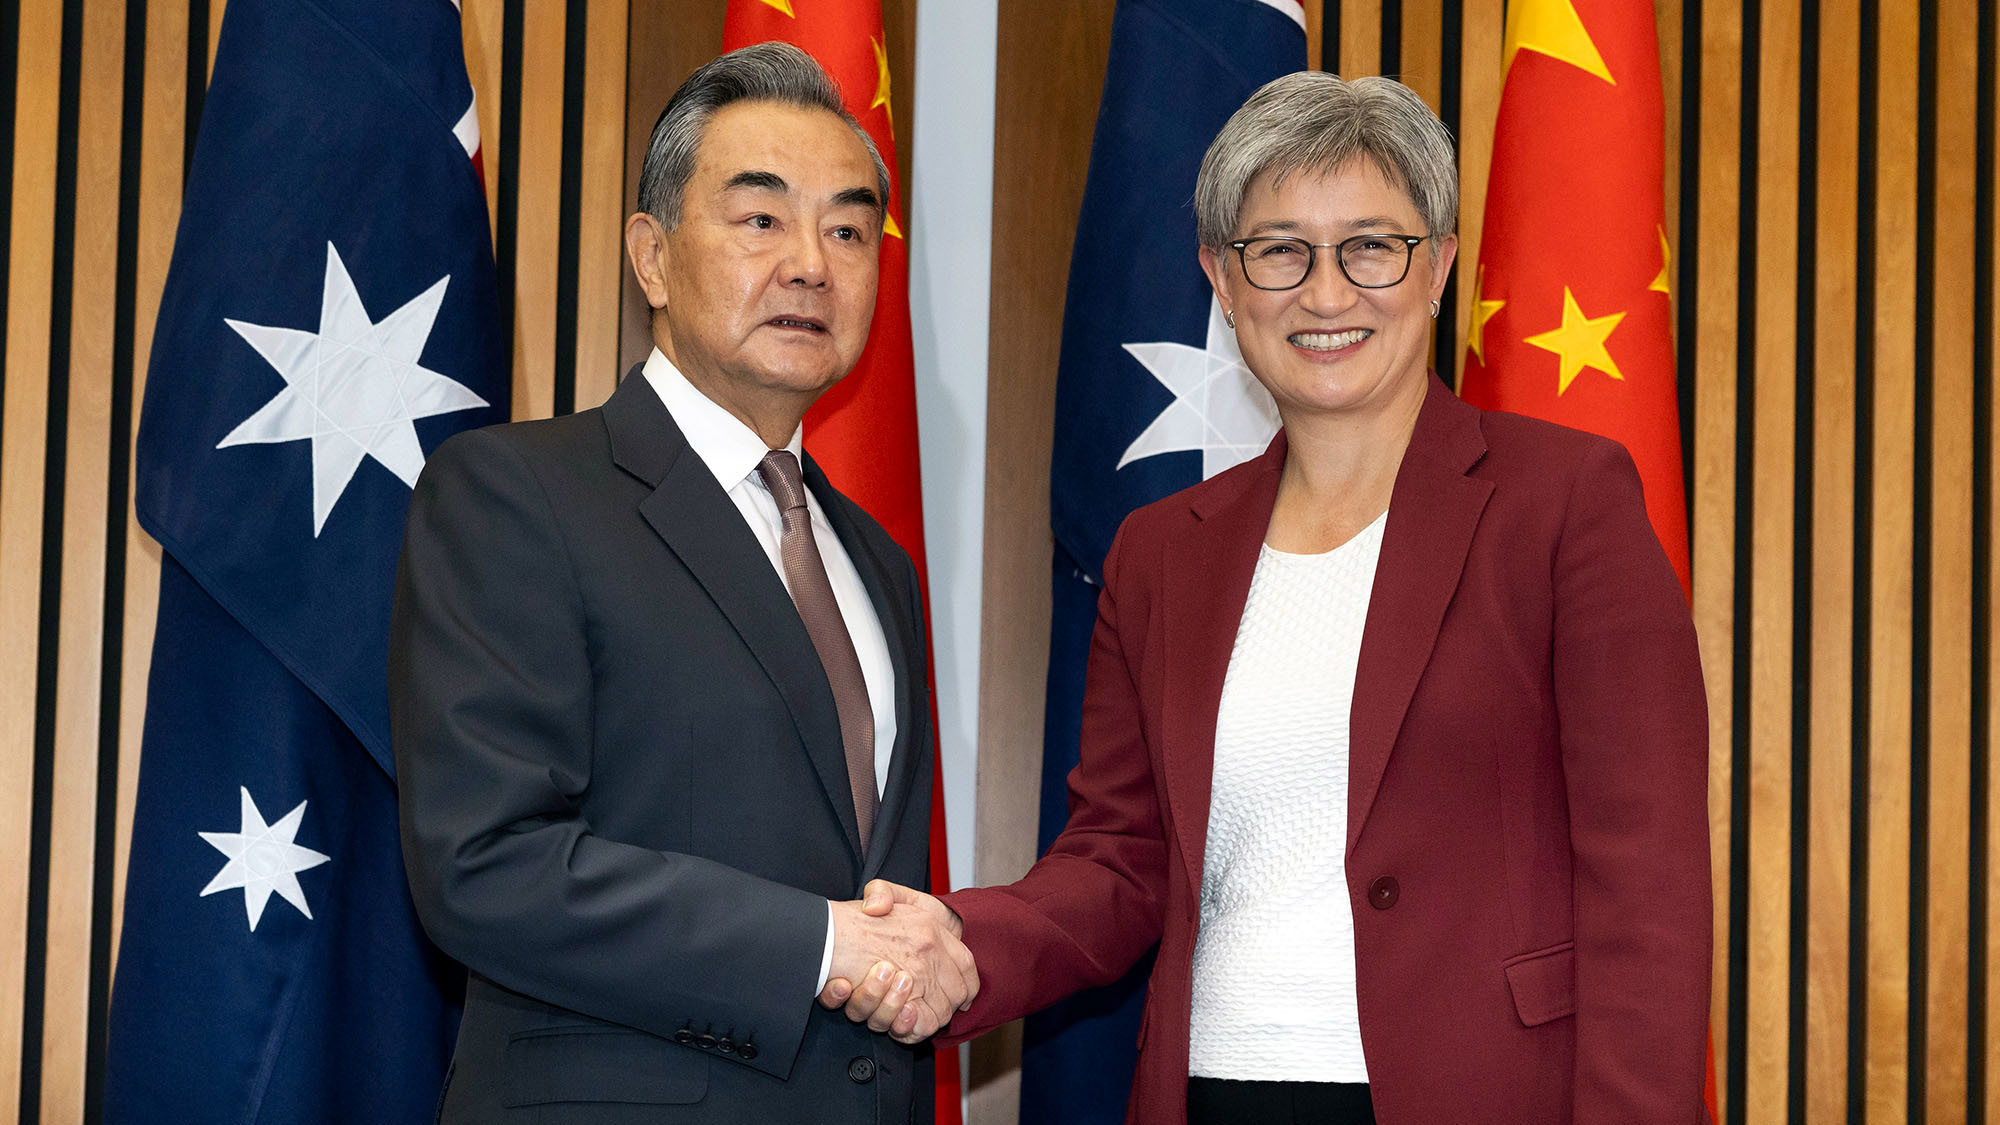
1650 226 1672 294
871 36 894 137
753 0 795 16
1467 264 1506 364
1503 0 1615 85
1523 287 1625 394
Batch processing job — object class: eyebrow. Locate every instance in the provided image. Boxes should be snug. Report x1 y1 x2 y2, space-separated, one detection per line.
1241 215 1411 238
719 171 884 217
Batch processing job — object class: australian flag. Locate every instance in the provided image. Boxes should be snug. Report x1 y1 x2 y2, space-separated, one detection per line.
1025 1 1302 1120
103 0 505 1119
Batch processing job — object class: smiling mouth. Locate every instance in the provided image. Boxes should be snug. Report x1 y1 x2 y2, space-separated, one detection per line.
1289 329 1372 351
767 316 827 333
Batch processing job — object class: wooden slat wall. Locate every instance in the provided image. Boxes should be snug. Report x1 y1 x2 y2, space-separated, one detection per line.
0 1 1993 1122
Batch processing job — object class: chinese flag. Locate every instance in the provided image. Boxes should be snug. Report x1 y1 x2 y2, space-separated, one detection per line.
1456 2 1713 1117
720 5 961 1122
1457 0 1689 600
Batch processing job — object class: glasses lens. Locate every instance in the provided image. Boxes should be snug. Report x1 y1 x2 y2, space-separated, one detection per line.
1239 238 1312 289
1339 236 1413 288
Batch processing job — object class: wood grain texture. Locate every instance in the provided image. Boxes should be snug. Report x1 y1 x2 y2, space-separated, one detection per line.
1744 5 1801 1120
508 0 564 422
37 1 125 1114
463 0 504 252
1924 0 1979 1117
1690 0 1743 1110
1452 0 1501 386
0 3 68 1117
1866 2 1921 1118
572 0 629 412
1338 0 1382 77
1398 0 1442 106
1806 1 1860 1117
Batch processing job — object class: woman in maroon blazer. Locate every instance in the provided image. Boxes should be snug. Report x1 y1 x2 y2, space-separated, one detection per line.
833 72 1711 1124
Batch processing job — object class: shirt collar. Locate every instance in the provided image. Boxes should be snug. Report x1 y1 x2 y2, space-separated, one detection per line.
639 348 804 494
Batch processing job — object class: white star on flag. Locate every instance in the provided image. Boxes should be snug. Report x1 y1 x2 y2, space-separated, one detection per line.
1117 296 1280 478
218 242 488 535
199 787 332 931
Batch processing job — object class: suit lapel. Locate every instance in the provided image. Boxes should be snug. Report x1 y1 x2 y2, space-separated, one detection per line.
603 373 865 858
1160 438 1285 900
1346 376 1492 854
804 455 921 880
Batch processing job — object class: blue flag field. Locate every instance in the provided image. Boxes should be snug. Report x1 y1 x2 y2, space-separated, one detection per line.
1028 0 1303 1120
104 0 505 1118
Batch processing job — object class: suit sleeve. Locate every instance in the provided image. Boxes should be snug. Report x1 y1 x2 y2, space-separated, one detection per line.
1551 439 1712 1121
389 428 828 1079
939 522 1171 1044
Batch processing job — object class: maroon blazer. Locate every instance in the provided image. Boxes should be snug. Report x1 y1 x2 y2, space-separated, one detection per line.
942 376 1711 1123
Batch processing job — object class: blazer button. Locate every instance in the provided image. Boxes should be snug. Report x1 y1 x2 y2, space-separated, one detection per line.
847 1056 877 1084
717 1035 735 1055
738 1039 758 1061
673 1026 695 1045
696 1032 717 1050
1369 876 1399 909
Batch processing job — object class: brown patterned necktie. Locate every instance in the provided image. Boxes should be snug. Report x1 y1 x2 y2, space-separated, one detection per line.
755 450 877 850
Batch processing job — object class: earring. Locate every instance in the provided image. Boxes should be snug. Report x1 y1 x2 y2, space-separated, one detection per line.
1224 309 1236 329
1429 299 1440 320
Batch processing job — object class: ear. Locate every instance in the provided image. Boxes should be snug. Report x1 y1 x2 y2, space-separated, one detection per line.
625 212 672 310
1427 234 1459 305
1198 245 1235 317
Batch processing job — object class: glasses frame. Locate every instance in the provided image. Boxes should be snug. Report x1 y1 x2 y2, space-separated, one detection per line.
1226 233 1430 291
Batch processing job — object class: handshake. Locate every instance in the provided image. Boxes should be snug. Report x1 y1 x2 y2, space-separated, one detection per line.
823 880 976 1045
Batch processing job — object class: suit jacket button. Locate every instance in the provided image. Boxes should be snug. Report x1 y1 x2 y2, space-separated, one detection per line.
696 1032 717 1050
738 1040 758 1060
1369 876 1399 909
673 1027 695 1044
717 1036 735 1055
847 1056 877 1084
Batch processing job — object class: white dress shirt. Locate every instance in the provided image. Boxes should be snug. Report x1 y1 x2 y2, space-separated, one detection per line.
638 350 897 991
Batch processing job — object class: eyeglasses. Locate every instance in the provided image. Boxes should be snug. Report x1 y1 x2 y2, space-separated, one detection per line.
1226 234 1429 291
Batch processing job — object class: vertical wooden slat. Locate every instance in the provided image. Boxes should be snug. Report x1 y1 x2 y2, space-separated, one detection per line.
1989 35 2000 1120
572 0 628 412
1691 0 1743 1114
1452 1 1500 387
1745 3 1800 1120
108 0 185 980
0 3 68 1118
1398 0 1440 107
1927 0 1978 1117
1338 0 1381 77
1867 0 1920 1116
463 0 504 253
1808 0 1861 1117
1304 0 1322 72
510 0 564 421
39 0 123 1114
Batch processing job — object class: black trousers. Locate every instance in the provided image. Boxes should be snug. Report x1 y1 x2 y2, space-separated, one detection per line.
1186 1077 1376 1124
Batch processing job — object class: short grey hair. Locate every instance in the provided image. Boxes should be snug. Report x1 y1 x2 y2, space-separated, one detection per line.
1193 72 1458 251
636 41 891 229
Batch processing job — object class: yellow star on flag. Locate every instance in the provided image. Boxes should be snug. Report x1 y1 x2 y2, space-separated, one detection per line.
871 36 894 136
1504 0 1615 85
1650 226 1672 294
884 211 902 240
1467 265 1506 364
1524 287 1626 394
753 0 795 16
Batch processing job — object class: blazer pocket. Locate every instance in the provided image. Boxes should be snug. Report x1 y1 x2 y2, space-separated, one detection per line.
503 1024 708 1107
1502 941 1577 1027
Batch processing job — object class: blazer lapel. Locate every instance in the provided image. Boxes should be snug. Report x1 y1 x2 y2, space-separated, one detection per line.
1159 438 1285 900
603 373 864 857
804 455 921 880
1346 375 1492 854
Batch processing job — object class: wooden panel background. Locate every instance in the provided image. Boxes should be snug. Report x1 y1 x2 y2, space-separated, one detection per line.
0 1 1989 1122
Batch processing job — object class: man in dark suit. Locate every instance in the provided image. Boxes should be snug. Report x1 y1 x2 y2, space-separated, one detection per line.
389 42 972 1122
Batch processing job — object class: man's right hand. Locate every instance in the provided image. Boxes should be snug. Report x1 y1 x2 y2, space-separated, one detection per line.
824 880 974 1044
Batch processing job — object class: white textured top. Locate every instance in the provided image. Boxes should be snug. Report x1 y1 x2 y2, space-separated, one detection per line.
1188 511 1386 1083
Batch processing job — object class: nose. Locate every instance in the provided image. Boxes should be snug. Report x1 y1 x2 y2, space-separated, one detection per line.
781 226 828 288
1295 247 1360 315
